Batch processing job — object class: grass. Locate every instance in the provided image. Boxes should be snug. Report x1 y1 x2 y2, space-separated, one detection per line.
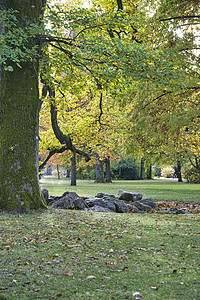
40 177 200 202
0 210 199 299
1 179 199 299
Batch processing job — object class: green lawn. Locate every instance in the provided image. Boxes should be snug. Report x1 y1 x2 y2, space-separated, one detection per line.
0 210 199 299
1 179 199 299
40 177 200 202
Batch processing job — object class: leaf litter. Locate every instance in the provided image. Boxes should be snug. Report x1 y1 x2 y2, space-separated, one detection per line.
0 210 199 299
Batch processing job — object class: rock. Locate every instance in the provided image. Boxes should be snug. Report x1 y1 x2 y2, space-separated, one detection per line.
95 193 116 199
140 198 157 209
132 201 152 212
48 192 80 206
127 204 145 213
85 205 114 213
157 208 191 214
47 190 157 214
85 198 116 212
50 192 86 210
62 191 80 200
132 209 145 214
85 197 129 213
118 189 142 202
41 189 49 203
114 200 130 213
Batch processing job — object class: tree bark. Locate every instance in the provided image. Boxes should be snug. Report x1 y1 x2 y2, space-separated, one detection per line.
147 164 152 179
0 0 46 212
57 165 60 180
177 160 183 182
94 153 105 183
140 158 145 180
105 156 112 183
70 152 76 186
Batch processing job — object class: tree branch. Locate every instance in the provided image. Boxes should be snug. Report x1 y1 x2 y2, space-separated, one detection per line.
117 0 123 10
41 81 91 162
159 15 200 22
39 146 68 171
98 91 103 127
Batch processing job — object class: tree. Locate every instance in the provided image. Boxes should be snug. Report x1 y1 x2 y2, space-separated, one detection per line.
114 0 200 177
1 0 187 212
0 0 47 212
104 156 112 183
70 152 76 186
94 153 105 183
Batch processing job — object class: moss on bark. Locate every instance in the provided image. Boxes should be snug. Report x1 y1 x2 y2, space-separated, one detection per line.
0 0 47 212
0 61 46 212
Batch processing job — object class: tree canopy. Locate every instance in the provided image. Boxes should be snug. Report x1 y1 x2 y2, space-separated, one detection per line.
0 0 199 212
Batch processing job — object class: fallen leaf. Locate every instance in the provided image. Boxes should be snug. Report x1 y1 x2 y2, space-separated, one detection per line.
87 275 96 280
63 270 73 276
133 292 143 299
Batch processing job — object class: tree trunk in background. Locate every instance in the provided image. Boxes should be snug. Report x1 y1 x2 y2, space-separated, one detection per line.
140 158 145 180
0 0 46 212
57 165 60 180
105 157 112 183
70 152 76 186
94 153 105 183
177 160 183 182
147 164 152 179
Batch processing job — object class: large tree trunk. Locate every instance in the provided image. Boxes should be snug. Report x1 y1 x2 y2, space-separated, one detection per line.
94 153 105 183
0 0 46 212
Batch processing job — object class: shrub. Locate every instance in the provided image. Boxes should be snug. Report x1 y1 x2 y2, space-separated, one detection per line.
111 157 140 180
161 166 174 178
154 166 161 177
183 167 200 183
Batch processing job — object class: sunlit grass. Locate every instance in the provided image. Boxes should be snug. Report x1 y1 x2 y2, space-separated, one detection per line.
40 177 200 202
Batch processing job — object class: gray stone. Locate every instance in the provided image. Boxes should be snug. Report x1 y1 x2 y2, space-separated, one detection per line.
48 191 80 206
114 200 130 213
132 201 152 212
157 208 191 214
85 198 116 212
85 205 114 213
50 196 86 210
95 193 116 199
118 189 142 202
140 198 157 209
132 209 145 214
62 191 79 200
41 189 49 203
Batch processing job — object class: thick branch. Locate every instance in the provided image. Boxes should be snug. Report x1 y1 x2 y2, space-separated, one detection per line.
186 153 200 171
41 81 91 162
50 99 90 161
97 91 103 129
39 146 68 171
159 15 200 22
117 0 123 10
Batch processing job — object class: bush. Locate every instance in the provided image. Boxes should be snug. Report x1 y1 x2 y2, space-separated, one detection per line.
161 166 174 178
111 157 140 180
183 167 200 183
154 166 161 177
